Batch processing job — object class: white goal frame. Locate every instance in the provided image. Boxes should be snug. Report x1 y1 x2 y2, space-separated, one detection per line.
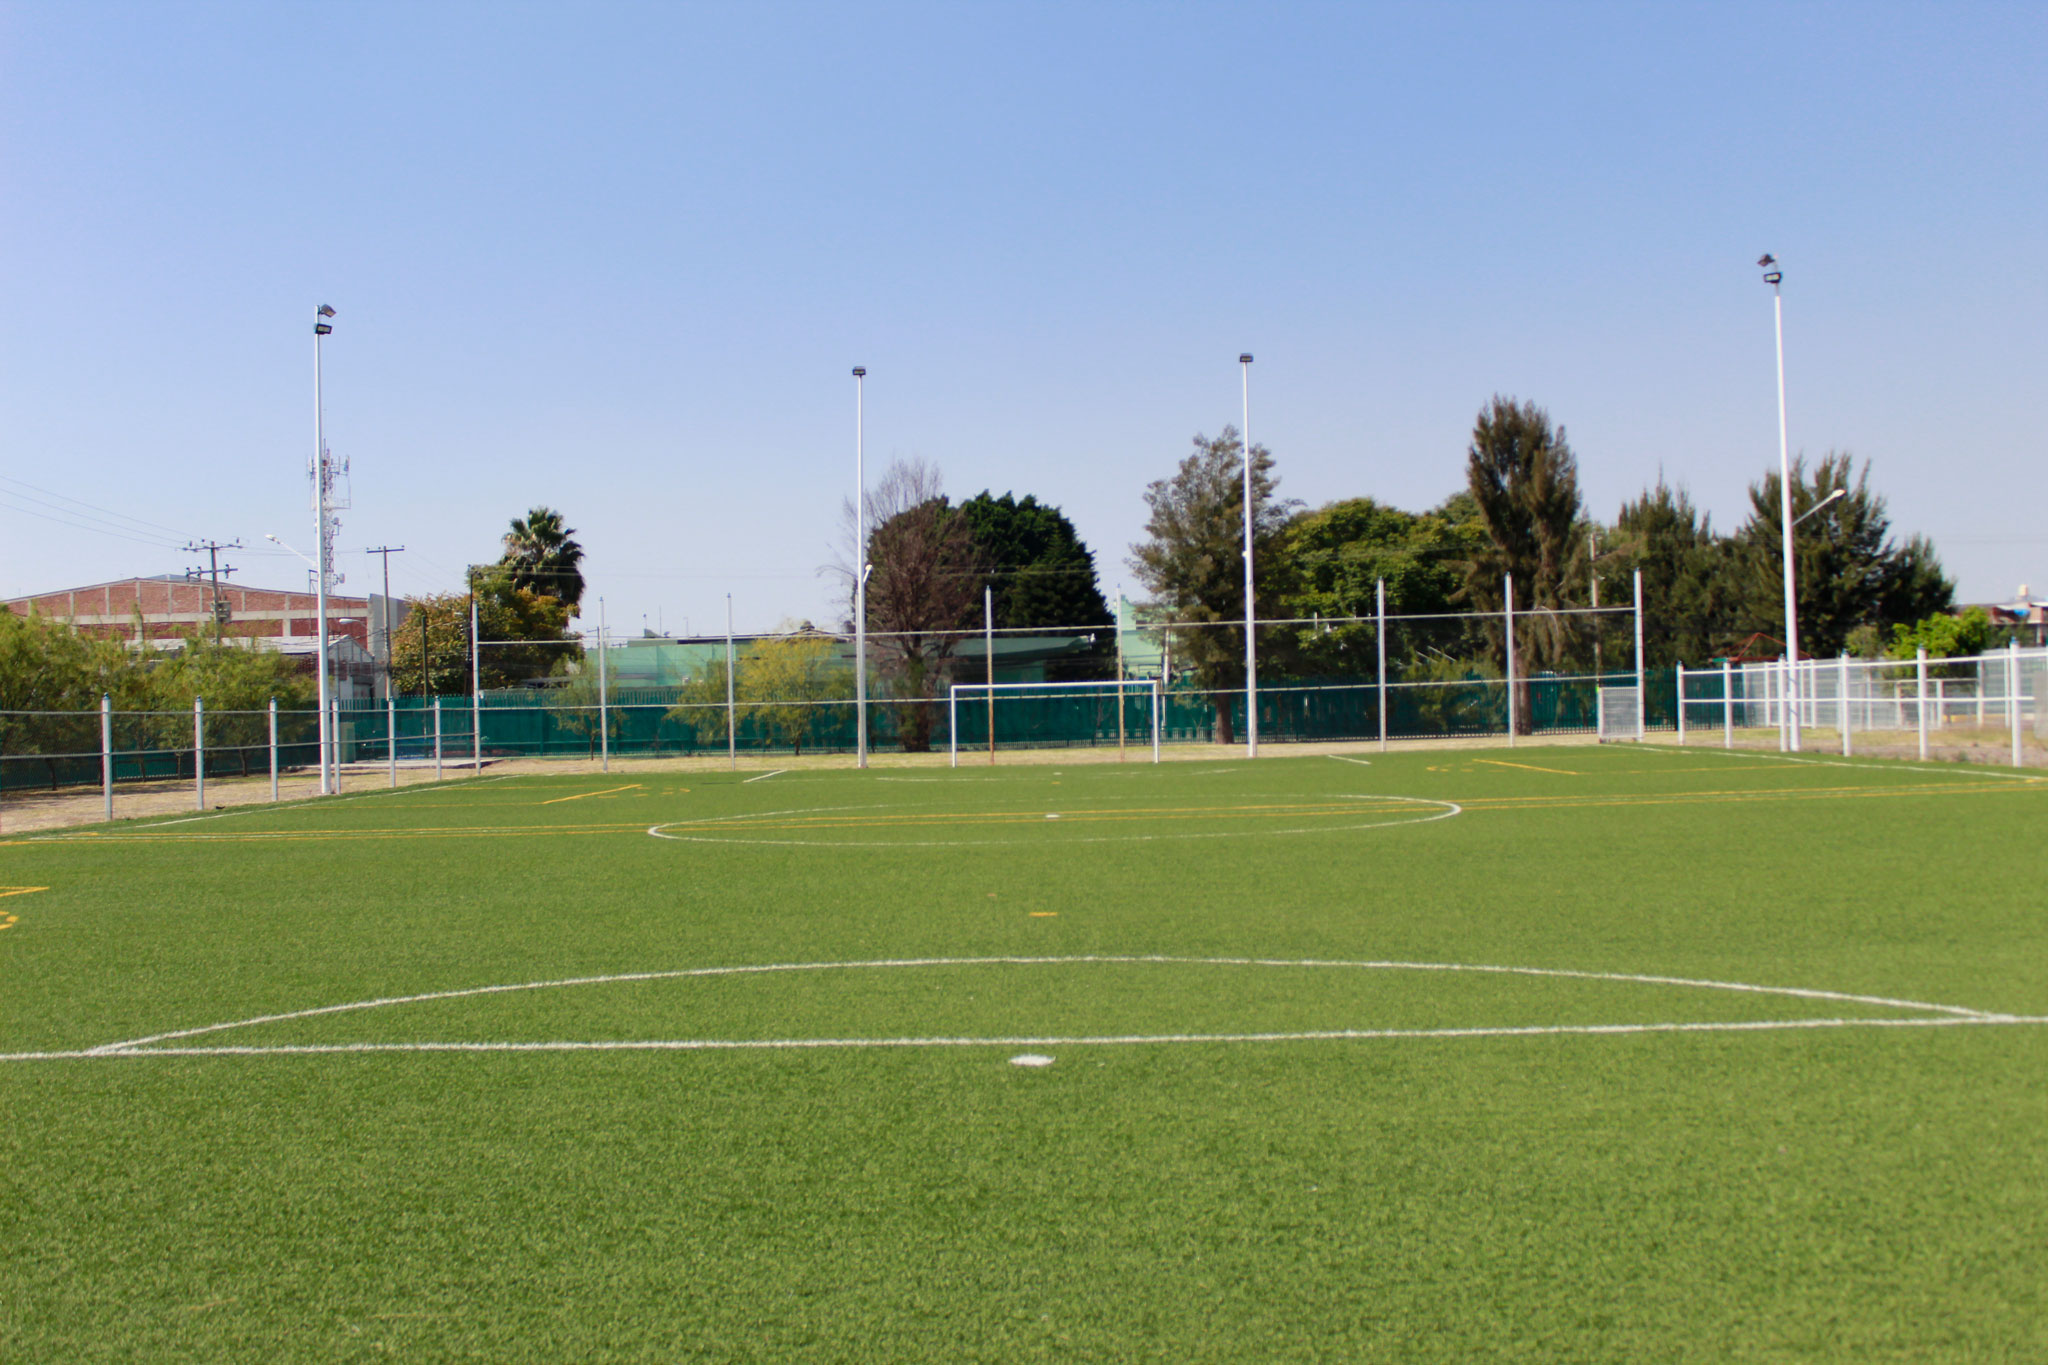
948 678 1162 767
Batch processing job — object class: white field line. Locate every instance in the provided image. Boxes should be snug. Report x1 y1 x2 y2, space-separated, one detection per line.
37 954 2004 1060
1327 755 1373 767
742 769 786 784
1663 744 2047 784
646 796 1461 848
112 770 526 832
9 1014 2048 1062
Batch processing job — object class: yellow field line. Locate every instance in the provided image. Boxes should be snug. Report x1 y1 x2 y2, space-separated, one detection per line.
0 886 51 899
1473 759 1583 775
540 784 643 805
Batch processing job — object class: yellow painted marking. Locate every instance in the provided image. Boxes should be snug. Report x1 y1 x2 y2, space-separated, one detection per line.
1029 911 1059 917
1474 758 1582 775
540 784 643 805
0 886 50 899
0 913 17 931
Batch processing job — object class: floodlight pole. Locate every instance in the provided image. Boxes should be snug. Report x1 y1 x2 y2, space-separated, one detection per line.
1762 257 1801 751
1239 353 1258 758
598 597 610 774
312 305 335 794
852 367 869 769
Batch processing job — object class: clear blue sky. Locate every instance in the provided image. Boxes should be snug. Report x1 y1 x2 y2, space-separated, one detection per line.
4 2 2042 637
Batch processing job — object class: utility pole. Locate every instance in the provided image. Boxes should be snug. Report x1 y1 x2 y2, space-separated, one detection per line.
183 539 242 645
365 545 406 695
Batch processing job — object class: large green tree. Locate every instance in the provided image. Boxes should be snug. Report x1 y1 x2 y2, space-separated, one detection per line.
1272 496 1482 676
1127 427 1293 744
1727 453 1952 658
956 492 1112 631
390 578 579 694
859 460 983 752
1459 397 1589 728
500 506 586 612
1599 481 1733 669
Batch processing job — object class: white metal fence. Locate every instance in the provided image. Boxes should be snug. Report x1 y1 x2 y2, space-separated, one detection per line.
1673 643 2045 766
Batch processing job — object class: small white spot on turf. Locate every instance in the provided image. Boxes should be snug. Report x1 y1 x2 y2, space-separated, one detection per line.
1045 813 1060 820
1010 1054 1055 1068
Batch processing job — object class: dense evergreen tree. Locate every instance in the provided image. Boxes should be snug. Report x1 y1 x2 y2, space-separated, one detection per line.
1127 427 1294 743
1458 397 1589 728
956 492 1112 631
1727 453 1952 658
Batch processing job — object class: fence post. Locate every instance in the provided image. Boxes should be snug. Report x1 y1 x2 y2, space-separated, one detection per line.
1503 574 1516 746
725 597 736 772
269 698 279 802
101 693 114 822
193 696 205 812
599 616 610 774
2012 640 2025 769
1152 679 1161 764
948 690 959 769
1376 578 1388 752
434 695 443 780
387 688 398 787
331 697 342 793
1722 660 1733 749
470 596 482 775
1839 654 1851 756
1916 648 1929 759
1633 569 1645 740
1675 664 1686 745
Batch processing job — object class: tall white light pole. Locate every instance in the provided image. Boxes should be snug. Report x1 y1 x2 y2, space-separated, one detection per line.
1760 255 1801 751
312 304 336 793
1239 352 1258 759
852 366 869 768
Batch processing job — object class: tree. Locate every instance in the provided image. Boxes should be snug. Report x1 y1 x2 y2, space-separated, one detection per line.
1727 453 1953 657
388 579 578 694
1601 480 1732 669
500 506 586 612
0 611 115 787
545 658 622 758
855 460 983 752
669 632 841 756
145 635 317 775
1459 397 1588 730
1272 496 1481 676
1127 427 1294 743
1886 606 2008 662
955 492 1113 631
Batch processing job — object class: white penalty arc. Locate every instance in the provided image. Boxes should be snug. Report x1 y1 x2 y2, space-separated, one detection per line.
4 955 2039 1062
646 794 1462 848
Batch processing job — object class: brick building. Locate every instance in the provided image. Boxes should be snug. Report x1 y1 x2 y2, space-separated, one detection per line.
5 575 403 698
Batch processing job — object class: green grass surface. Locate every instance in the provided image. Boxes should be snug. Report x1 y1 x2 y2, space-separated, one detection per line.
3 745 2045 1361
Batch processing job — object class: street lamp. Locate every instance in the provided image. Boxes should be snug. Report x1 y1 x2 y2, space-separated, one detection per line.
312 304 337 791
852 366 868 769
1759 255 1802 751
1239 353 1257 759
1793 487 1846 528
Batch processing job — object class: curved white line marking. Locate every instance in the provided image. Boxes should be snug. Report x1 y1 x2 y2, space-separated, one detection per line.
647 795 1462 848
50 955 2005 1059
9 1014 2048 1062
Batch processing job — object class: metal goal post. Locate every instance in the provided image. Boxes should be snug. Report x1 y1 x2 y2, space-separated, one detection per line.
947 678 1162 767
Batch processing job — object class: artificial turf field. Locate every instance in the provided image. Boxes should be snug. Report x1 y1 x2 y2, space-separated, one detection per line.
2 744 2045 1362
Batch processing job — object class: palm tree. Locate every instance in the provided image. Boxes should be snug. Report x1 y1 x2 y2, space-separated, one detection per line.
501 506 586 611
